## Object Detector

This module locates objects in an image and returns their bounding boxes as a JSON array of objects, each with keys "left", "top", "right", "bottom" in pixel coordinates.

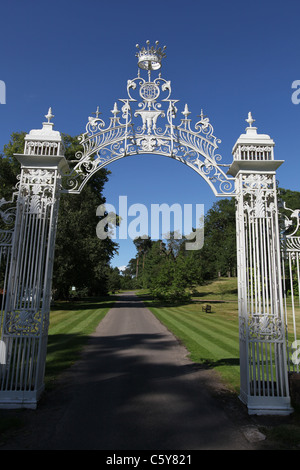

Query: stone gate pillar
[
  {"left": 0, "top": 109, "right": 68, "bottom": 408},
  {"left": 229, "top": 113, "right": 293, "bottom": 415}
]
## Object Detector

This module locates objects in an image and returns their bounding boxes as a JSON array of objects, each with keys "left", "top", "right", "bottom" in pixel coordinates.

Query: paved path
[{"left": 3, "top": 292, "right": 259, "bottom": 450}]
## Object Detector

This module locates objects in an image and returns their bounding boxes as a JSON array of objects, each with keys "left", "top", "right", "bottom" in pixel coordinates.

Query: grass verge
[
  {"left": 138, "top": 278, "right": 241, "bottom": 392},
  {"left": 0, "top": 296, "right": 114, "bottom": 441},
  {"left": 45, "top": 296, "right": 115, "bottom": 388}
]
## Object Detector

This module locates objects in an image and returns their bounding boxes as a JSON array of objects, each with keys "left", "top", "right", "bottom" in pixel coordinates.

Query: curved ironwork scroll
[{"left": 62, "top": 58, "right": 235, "bottom": 196}]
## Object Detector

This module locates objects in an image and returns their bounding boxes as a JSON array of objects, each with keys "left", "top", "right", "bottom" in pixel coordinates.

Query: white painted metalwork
[
  {"left": 229, "top": 116, "right": 292, "bottom": 414},
  {"left": 0, "top": 197, "right": 17, "bottom": 334},
  {"left": 280, "top": 202, "right": 300, "bottom": 373},
  {"left": 0, "top": 111, "right": 68, "bottom": 408},
  {"left": 0, "top": 43, "right": 294, "bottom": 414},
  {"left": 62, "top": 41, "right": 235, "bottom": 197}
]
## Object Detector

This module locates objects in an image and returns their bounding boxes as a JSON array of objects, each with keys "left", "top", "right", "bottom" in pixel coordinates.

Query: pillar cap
[
  {"left": 14, "top": 154, "right": 69, "bottom": 174},
  {"left": 227, "top": 159, "right": 284, "bottom": 177},
  {"left": 232, "top": 112, "right": 275, "bottom": 155},
  {"left": 25, "top": 108, "right": 62, "bottom": 144}
]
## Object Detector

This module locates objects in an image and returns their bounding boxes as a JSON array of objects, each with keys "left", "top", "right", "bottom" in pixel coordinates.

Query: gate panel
[
  {"left": 280, "top": 204, "right": 300, "bottom": 373},
  {"left": 0, "top": 199, "right": 16, "bottom": 372}
]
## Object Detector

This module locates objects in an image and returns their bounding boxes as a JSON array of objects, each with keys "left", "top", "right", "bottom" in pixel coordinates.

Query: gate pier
[
  {"left": 228, "top": 114, "right": 293, "bottom": 415},
  {"left": 0, "top": 110, "right": 68, "bottom": 408}
]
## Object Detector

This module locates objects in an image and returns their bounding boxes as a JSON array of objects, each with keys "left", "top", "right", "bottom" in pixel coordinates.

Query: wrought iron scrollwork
[{"left": 61, "top": 44, "right": 235, "bottom": 196}]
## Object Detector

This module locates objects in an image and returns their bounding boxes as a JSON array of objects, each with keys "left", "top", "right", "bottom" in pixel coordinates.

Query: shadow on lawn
[
  {"left": 45, "top": 333, "right": 94, "bottom": 387},
  {"left": 198, "top": 358, "right": 240, "bottom": 369},
  {"left": 136, "top": 292, "right": 193, "bottom": 309},
  {"left": 50, "top": 296, "right": 117, "bottom": 312}
]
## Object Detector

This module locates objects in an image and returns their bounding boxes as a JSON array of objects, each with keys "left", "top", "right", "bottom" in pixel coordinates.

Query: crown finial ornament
[{"left": 136, "top": 40, "right": 166, "bottom": 71}]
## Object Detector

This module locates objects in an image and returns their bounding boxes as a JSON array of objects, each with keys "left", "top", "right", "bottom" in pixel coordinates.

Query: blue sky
[{"left": 1, "top": 0, "right": 300, "bottom": 269}]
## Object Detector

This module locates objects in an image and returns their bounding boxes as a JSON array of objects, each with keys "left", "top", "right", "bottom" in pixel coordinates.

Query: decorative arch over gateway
[
  {"left": 59, "top": 41, "right": 235, "bottom": 196},
  {"left": 0, "top": 42, "right": 294, "bottom": 416}
]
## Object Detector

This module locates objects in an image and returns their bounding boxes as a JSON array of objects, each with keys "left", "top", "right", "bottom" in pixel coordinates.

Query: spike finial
[{"left": 45, "top": 107, "right": 54, "bottom": 123}]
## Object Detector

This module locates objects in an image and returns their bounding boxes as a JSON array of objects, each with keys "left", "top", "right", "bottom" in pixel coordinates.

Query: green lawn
[
  {"left": 140, "top": 277, "right": 241, "bottom": 392},
  {"left": 45, "top": 280, "right": 241, "bottom": 392},
  {"left": 0, "top": 297, "right": 115, "bottom": 441},
  {"left": 45, "top": 279, "right": 241, "bottom": 392},
  {"left": 141, "top": 277, "right": 300, "bottom": 395},
  {"left": 45, "top": 297, "right": 114, "bottom": 387},
  {"left": 46, "top": 279, "right": 300, "bottom": 394}
]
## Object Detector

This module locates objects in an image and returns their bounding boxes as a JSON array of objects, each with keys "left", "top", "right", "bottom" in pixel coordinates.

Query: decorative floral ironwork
[
  {"left": 249, "top": 314, "right": 283, "bottom": 342},
  {"left": 0, "top": 198, "right": 17, "bottom": 228},
  {"left": 17, "top": 168, "right": 58, "bottom": 215},
  {"left": 62, "top": 43, "right": 235, "bottom": 196},
  {"left": 4, "top": 309, "right": 42, "bottom": 336},
  {"left": 242, "top": 173, "right": 276, "bottom": 219},
  {"left": 279, "top": 201, "right": 300, "bottom": 238}
]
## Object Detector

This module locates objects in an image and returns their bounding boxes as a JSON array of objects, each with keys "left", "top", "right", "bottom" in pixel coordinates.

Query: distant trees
[
  {"left": 278, "top": 187, "right": 300, "bottom": 210},
  {"left": 106, "top": 266, "right": 122, "bottom": 293},
  {"left": 124, "top": 199, "right": 236, "bottom": 302},
  {"left": 123, "top": 189, "right": 300, "bottom": 302}
]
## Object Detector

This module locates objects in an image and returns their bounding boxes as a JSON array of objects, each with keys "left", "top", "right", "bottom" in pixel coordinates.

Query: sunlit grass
[
  {"left": 45, "top": 297, "right": 114, "bottom": 387},
  {"left": 140, "top": 278, "right": 241, "bottom": 392},
  {"left": 142, "top": 278, "right": 300, "bottom": 394}
]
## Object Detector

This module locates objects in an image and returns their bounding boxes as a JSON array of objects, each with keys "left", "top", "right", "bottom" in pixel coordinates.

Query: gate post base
[
  {"left": 0, "top": 386, "right": 44, "bottom": 409},
  {"left": 239, "top": 391, "right": 294, "bottom": 416}
]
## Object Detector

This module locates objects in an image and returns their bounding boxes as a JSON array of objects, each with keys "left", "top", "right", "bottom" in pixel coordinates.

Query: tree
[
  {"left": 52, "top": 134, "right": 118, "bottom": 298},
  {"left": 133, "top": 236, "right": 153, "bottom": 280},
  {"left": 279, "top": 187, "right": 300, "bottom": 210},
  {"left": 148, "top": 235, "right": 203, "bottom": 302},
  {"left": 200, "top": 198, "right": 236, "bottom": 279},
  {"left": 132, "top": 235, "right": 197, "bottom": 302},
  {"left": 138, "top": 239, "right": 167, "bottom": 290},
  {"left": 119, "top": 266, "right": 137, "bottom": 290},
  {"left": 0, "top": 132, "right": 24, "bottom": 199},
  {"left": 106, "top": 267, "right": 121, "bottom": 293}
]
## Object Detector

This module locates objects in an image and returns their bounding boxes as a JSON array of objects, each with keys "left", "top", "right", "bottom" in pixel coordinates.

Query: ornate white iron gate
[
  {"left": 280, "top": 203, "right": 300, "bottom": 373},
  {"left": 0, "top": 42, "right": 295, "bottom": 414}
]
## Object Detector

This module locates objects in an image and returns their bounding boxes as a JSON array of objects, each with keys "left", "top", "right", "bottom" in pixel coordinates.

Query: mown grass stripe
[
  {"left": 161, "top": 303, "right": 239, "bottom": 322},
  {"left": 164, "top": 305, "right": 240, "bottom": 332},
  {"left": 49, "top": 310, "right": 87, "bottom": 333},
  {"left": 139, "top": 279, "right": 243, "bottom": 392},
  {"left": 154, "top": 308, "right": 239, "bottom": 355},
  {"left": 49, "top": 307, "right": 103, "bottom": 335},
  {"left": 155, "top": 315, "right": 218, "bottom": 360},
  {"left": 162, "top": 307, "right": 240, "bottom": 339},
  {"left": 67, "top": 308, "right": 107, "bottom": 334},
  {"left": 45, "top": 302, "right": 111, "bottom": 387},
  {"left": 152, "top": 308, "right": 238, "bottom": 360}
]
